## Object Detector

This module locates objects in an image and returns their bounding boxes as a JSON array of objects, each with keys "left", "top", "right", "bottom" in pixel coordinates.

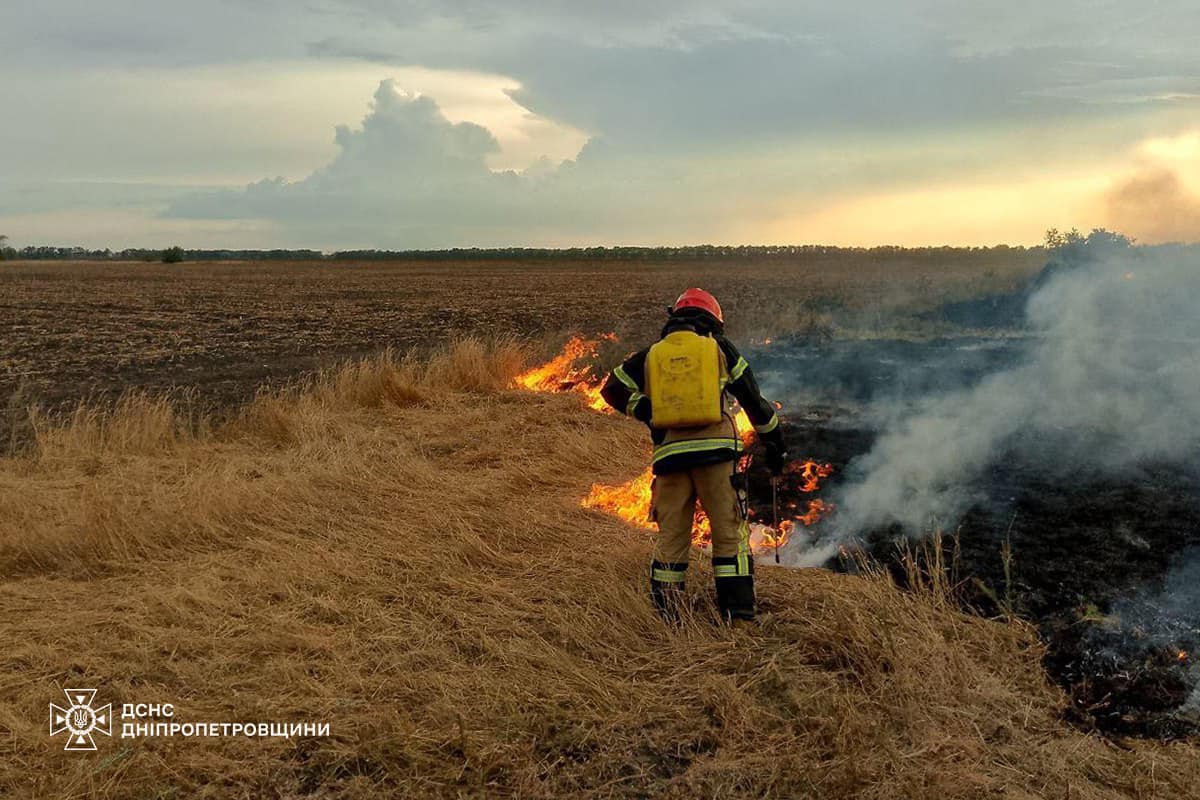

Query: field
[
  {"left": 2, "top": 252, "right": 1041, "bottom": 415},
  {"left": 3, "top": 342, "right": 1199, "bottom": 798},
  {"left": 9, "top": 252, "right": 1199, "bottom": 797}
]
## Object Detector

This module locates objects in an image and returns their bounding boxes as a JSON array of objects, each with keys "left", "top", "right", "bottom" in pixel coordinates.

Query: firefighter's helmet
[{"left": 671, "top": 288, "right": 723, "bottom": 324}]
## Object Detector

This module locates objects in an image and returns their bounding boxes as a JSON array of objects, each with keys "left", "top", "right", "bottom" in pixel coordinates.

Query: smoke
[
  {"left": 1089, "top": 547, "right": 1200, "bottom": 720},
  {"left": 831, "top": 242, "right": 1200, "bottom": 536},
  {"left": 1105, "top": 167, "right": 1200, "bottom": 245},
  {"left": 1104, "top": 548, "right": 1200, "bottom": 649}
]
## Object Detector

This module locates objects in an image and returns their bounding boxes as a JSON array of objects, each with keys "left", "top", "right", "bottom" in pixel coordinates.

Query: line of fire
[{"left": 516, "top": 335, "right": 835, "bottom": 554}]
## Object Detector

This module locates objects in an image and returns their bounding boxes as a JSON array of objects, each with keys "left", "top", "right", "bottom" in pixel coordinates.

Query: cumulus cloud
[
  {"left": 164, "top": 80, "right": 757, "bottom": 247},
  {"left": 166, "top": 81, "right": 511, "bottom": 244}
]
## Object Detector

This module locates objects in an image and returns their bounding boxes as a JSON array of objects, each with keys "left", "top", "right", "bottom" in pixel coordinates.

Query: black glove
[
  {"left": 631, "top": 396, "right": 653, "bottom": 425},
  {"left": 765, "top": 441, "right": 788, "bottom": 476}
]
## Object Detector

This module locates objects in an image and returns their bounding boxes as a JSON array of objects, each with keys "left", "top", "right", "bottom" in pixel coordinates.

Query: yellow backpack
[{"left": 646, "top": 330, "right": 724, "bottom": 429}]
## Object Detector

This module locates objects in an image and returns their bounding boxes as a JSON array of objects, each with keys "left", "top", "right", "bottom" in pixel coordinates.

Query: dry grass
[{"left": 0, "top": 341, "right": 1196, "bottom": 798}]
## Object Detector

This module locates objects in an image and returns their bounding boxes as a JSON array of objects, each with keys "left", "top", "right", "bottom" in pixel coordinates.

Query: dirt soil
[{"left": 2, "top": 254, "right": 1041, "bottom": 413}]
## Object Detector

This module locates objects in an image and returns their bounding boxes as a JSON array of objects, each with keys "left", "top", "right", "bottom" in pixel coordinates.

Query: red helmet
[{"left": 672, "top": 288, "right": 723, "bottom": 323}]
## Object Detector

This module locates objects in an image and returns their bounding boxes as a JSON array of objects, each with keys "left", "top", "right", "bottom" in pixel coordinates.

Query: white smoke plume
[{"left": 831, "top": 243, "right": 1200, "bottom": 537}]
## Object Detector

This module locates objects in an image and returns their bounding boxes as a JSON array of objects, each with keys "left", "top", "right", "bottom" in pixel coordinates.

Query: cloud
[
  {"left": 308, "top": 2, "right": 1200, "bottom": 152},
  {"left": 165, "top": 81, "right": 510, "bottom": 244},
  {"left": 9, "top": 1, "right": 1200, "bottom": 246},
  {"left": 11, "top": 3, "right": 1200, "bottom": 154},
  {"left": 0, "top": 60, "right": 584, "bottom": 185},
  {"left": 165, "top": 79, "right": 799, "bottom": 247},
  {"left": 321, "top": 80, "right": 501, "bottom": 176}
]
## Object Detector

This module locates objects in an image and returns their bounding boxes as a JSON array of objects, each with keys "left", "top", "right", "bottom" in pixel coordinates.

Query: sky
[{"left": 3, "top": 1, "right": 1200, "bottom": 249}]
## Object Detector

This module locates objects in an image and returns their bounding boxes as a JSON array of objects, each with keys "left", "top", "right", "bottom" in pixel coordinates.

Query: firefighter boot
[
  {"left": 650, "top": 561, "right": 688, "bottom": 620},
  {"left": 713, "top": 557, "right": 756, "bottom": 622}
]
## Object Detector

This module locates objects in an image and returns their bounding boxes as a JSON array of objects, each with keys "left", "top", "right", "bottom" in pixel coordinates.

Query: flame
[
  {"left": 526, "top": 335, "right": 836, "bottom": 559},
  {"left": 581, "top": 384, "right": 608, "bottom": 412},
  {"left": 693, "top": 511, "right": 712, "bottom": 545},
  {"left": 796, "top": 498, "right": 833, "bottom": 526},
  {"left": 1178, "top": 650, "right": 1189, "bottom": 663},
  {"left": 789, "top": 459, "right": 834, "bottom": 493},
  {"left": 754, "top": 460, "right": 836, "bottom": 550},
  {"left": 584, "top": 467, "right": 713, "bottom": 545},
  {"left": 584, "top": 461, "right": 835, "bottom": 554},
  {"left": 733, "top": 407, "right": 756, "bottom": 447},
  {"left": 516, "top": 336, "right": 594, "bottom": 391},
  {"left": 757, "top": 524, "right": 787, "bottom": 551},
  {"left": 584, "top": 468, "right": 655, "bottom": 530},
  {"left": 516, "top": 334, "right": 616, "bottom": 411}
]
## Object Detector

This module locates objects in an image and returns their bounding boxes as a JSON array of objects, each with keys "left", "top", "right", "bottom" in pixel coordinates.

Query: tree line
[
  {"left": 0, "top": 241, "right": 1042, "bottom": 264},
  {"left": 0, "top": 243, "right": 325, "bottom": 262}
]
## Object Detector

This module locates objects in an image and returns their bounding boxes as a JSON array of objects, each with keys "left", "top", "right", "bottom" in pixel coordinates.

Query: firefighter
[{"left": 600, "top": 288, "right": 788, "bottom": 622}]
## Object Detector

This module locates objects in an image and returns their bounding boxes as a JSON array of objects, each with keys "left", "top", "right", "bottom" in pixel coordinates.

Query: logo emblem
[{"left": 49, "top": 688, "right": 112, "bottom": 751}]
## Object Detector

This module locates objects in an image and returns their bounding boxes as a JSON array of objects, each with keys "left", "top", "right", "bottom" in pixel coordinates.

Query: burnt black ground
[
  {"left": 741, "top": 296, "right": 1200, "bottom": 739},
  {"left": 752, "top": 409, "right": 1200, "bottom": 740}
]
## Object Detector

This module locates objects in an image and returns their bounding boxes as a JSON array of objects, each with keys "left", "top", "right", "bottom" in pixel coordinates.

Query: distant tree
[
  {"left": 0, "top": 235, "right": 12, "bottom": 261},
  {"left": 161, "top": 245, "right": 186, "bottom": 264},
  {"left": 1044, "top": 227, "right": 1085, "bottom": 249},
  {"left": 1083, "top": 228, "right": 1133, "bottom": 248}
]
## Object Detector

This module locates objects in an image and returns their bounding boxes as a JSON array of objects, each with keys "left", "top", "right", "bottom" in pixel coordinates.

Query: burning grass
[
  {"left": 515, "top": 334, "right": 615, "bottom": 412},
  {"left": 525, "top": 337, "right": 836, "bottom": 551},
  {"left": 0, "top": 341, "right": 1197, "bottom": 797}
]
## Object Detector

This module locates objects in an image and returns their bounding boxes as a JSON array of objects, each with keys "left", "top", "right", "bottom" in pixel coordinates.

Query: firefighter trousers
[{"left": 648, "top": 459, "right": 755, "bottom": 621}]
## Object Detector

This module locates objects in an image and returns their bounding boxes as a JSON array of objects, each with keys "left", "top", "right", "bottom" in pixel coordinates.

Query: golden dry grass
[{"left": 0, "top": 341, "right": 1196, "bottom": 798}]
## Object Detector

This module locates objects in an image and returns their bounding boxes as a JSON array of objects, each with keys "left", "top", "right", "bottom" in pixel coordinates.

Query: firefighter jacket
[{"left": 600, "top": 317, "right": 784, "bottom": 475}]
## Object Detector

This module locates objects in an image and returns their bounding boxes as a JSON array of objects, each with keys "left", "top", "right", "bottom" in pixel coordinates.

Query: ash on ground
[{"left": 747, "top": 330, "right": 1200, "bottom": 739}]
